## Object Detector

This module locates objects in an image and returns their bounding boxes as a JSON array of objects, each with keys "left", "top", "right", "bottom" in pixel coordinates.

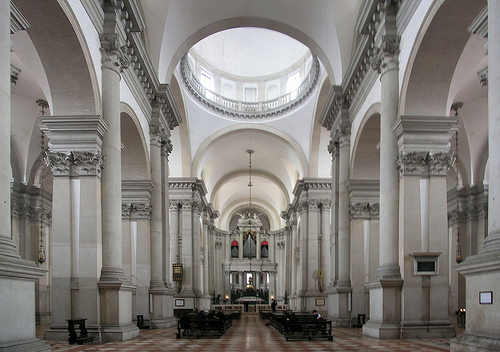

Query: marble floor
[{"left": 38, "top": 314, "right": 457, "bottom": 351}]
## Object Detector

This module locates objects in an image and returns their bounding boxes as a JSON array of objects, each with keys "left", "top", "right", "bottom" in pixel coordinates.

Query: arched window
[
  {"left": 261, "top": 240, "right": 269, "bottom": 258},
  {"left": 231, "top": 240, "right": 239, "bottom": 258}
]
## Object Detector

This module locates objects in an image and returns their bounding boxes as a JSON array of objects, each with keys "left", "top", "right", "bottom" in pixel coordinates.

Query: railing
[{"left": 180, "top": 54, "right": 320, "bottom": 119}]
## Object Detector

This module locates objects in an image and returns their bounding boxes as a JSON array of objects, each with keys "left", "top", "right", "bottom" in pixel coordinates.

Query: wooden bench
[
  {"left": 67, "top": 318, "right": 94, "bottom": 345},
  {"left": 176, "top": 317, "right": 229, "bottom": 339},
  {"left": 283, "top": 318, "right": 333, "bottom": 341}
]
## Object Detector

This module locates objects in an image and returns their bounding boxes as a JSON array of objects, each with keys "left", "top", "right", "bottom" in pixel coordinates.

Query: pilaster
[
  {"left": 42, "top": 115, "right": 107, "bottom": 341},
  {"left": 393, "top": 115, "right": 457, "bottom": 338}
]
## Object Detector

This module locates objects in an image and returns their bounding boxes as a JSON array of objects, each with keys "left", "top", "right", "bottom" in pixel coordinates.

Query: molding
[
  {"left": 347, "top": 179, "right": 380, "bottom": 204},
  {"left": 10, "top": 2, "right": 30, "bottom": 34},
  {"left": 397, "top": 0, "right": 422, "bottom": 35},
  {"left": 468, "top": 5, "right": 488, "bottom": 37},
  {"left": 121, "top": 180, "right": 153, "bottom": 203},
  {"left": 80, "top": 0, "right": 104, "bottom": 33}
]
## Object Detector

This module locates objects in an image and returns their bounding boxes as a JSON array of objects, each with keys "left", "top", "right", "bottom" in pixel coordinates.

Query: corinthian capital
[
  {"left": 100, "top": 34, "right": 130, "bottom": 73},
  {"left": 45, "top": 151, "right": 72, "bottom": 176},
  {"left": 371, "top": 36, "right": 400, "bottom": 74},
  {"left": 72, "top": 151, "right": 105, "bottom": 177},
  {"left": 162, "top": 138, "right": 173, "bottom": 159}
]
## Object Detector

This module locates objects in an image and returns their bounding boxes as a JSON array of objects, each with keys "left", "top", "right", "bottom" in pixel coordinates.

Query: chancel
[{"left": 1, "top": 0, "right": 500, "bottom": 351}]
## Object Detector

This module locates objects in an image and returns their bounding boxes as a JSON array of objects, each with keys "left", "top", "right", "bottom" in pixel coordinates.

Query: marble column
[
  {"left": 169, "top": 201, "right": 179, "bottom": 265},
  {"left": 452, "top": 2, "right": 500, "bottom": 350},
  {"left": 330, "top": 125, "right": 352, "bottom": 326},
  {"left": 364, "top": 3, "right": 403, "bottom": 339},
  {"left": 161, "top": 138, "right": 174, "bottom": 292},
  {"left": 307, "top": 200, "right": 320, "bottom": 301},
  {"left": 297, "top": 199, "right": 308, "bottom": 311},
  {"left": 0, "top": 2, "right": 49, "bottom": 349},
  {"left": 98, "top": 9, "right": 138, "bottom": 340},
  {"left": 148, "top": 123, "right": 173, "bottom": 328},
  {"left": 290, "top": 218, "right": 298, "bottom": 309},
  {"left": 320, "top": 201, "right": 331, "bottom": 293},
  {"left": 180, "top": 199, "right": 195, "bottom": 301},
  {"left": 192, "top": 200, "right": 202, "bottom": 298}
]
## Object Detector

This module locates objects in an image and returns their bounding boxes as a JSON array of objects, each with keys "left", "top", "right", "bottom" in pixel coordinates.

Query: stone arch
[
  {"left": 400, "top": 0, "right": 486, "bottom": 116},
  {"left": 164, "top": 16, "right": 338, "bottom": 86},
  {"left": 14, "top": 0, "right": 100, "bottom": 115},
  {"left": 350, "top": 103, "right": 381, "bottom": 179},
  {"left": 120, "top": 103, "right": 150, "bottom": 180},
  {"left": 192, "top": 124, "right": 308, "bottom": 179}
]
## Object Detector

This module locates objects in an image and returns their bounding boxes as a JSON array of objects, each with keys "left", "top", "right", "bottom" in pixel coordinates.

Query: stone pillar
[
  {"left": 320, "top": 201, "right": 331, "bottom": 293},
  {"left": 297, "top": 199, "right": 308, "bottom": 311},
  {"left": 327, "top": 138, "right": 339, "bottom": 318},
  {"left": 0, "top": 3, "right": 49, "bottom": 349},
  {"left": 97, "top": 3, "right": 138, "bottom": 340},
  {"left": 192, "top": 200, "right": 202, "bottom": 299},
  {"left": 329, "top": 122, "right": 352, "bottom": 326},
  {"left": 290, "top": 218, "right": 298, "bottom": 309},
  {"left": 452, "top": 2, "right": 500, "bottom": 350},
  {"left": 148, "top": 122, "right": 173, "bottom": 328},
  {"left": 43, "top": 116, "right": 107, "bottom": 341},
  {"left": 239, "top": 271, "right": 244, "bottom": 290},
  {"left": 393, "top": 115, "right": 457, "bottom": 338},
  {"left": 180, "top": 200, "right": 194, "bottom": 297},
  {"left": 200, "top": 216, "right": 211, "bottom": 310},
  {"left": 307, "top": 201, "right": 320, "bottom": 298},
  {"left": 161, "top": 137, "right": 174, "bottom": 293},
  {"left": 364, "top": 3, "right": 403, "bottom": 339},
  {"left": 169, "top": 201, "right": 180, "bottom": 260}
]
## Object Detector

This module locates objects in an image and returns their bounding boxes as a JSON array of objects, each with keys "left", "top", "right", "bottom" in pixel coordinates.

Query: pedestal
[
  {"left": 0, "top": 257, "right": 51, "bottom": 352},
  {"left": 98, "top": 280, "right": 139, "bottom": 341},
  {"left": 363, "top": 279, "right": 403, "bottom": 339}
]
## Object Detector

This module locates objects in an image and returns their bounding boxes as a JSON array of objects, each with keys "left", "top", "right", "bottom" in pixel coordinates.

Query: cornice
[
  {"left": 10, "top": 2, "right": 30, "bottom": 34},
  {"left": 468, "top": 5, "right": 488, "bottom": 38},
  {"left": 121, "top": 180, "right": 153, "bottom": 203}
]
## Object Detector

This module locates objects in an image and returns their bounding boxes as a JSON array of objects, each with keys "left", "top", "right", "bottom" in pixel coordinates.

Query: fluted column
[{"left": 0, "top": 5, "right": 48, "bottom": 349}]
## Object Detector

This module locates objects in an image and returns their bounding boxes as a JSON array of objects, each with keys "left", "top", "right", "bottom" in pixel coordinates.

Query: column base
[
  {"left": 400, "top": 321, "right": 456, "bottom": 339},
  {"left": 363, "top": 278, "right": 403, "bottom": 339},
  {"left": 451, "top": 332, "right": 500, "bottom": 352},
  {"left": 101, "top": 323, "right": 139, "bottom": 342},
  {"left": 363, "top": 321, "right": 401, "bottom": 339},
  {"left": 0, "top": 338, "right": 51, "bottom": 352},
  {"left": 150, "top": 288, "right": 176, "bottom": 329},
  {"left": 98, "top": 280, "right": 139, "bottom": 341},
  {"left": 327, "top": 285, "right": 352, "bottom": 327}
]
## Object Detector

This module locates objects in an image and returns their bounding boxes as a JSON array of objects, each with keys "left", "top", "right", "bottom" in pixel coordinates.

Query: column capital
[
  {"left": 122, "top": 202, "right": 152, "bottom": 220},
  {"left": 100, "top": 34, "right": 130, "bottom": 73},
  {"left": 371, "top": 35, "right": 400, "bottom": 74},
  {"left": 396, "top": 151, "right": 455, "bottom": 177},
  {"left": 349, "top": 202, "right": 379, "bottom": 220},
  {"left": 45, "top": 151, "right": 104, "bottom": 177}
]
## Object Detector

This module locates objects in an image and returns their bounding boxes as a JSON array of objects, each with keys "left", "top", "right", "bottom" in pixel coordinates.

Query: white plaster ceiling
[
  {"left": 191, "top": 28, "right": 310, "bottom": 77},
  {"left": 138, "top": 0, "right": 365, "bottom": 229}
]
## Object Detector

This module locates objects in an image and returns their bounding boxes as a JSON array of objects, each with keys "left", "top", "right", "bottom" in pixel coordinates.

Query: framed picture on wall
[
  {"left": 316, "top": 298, "right": 325, "bottom": 306},
  {"left": 175, "top": 299, "right": 185, "bottom": 307}
]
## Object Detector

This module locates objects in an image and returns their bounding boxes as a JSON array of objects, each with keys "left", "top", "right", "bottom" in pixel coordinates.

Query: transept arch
[{"left": 120, "top": 104, "right": 150, "bottom": 180}]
